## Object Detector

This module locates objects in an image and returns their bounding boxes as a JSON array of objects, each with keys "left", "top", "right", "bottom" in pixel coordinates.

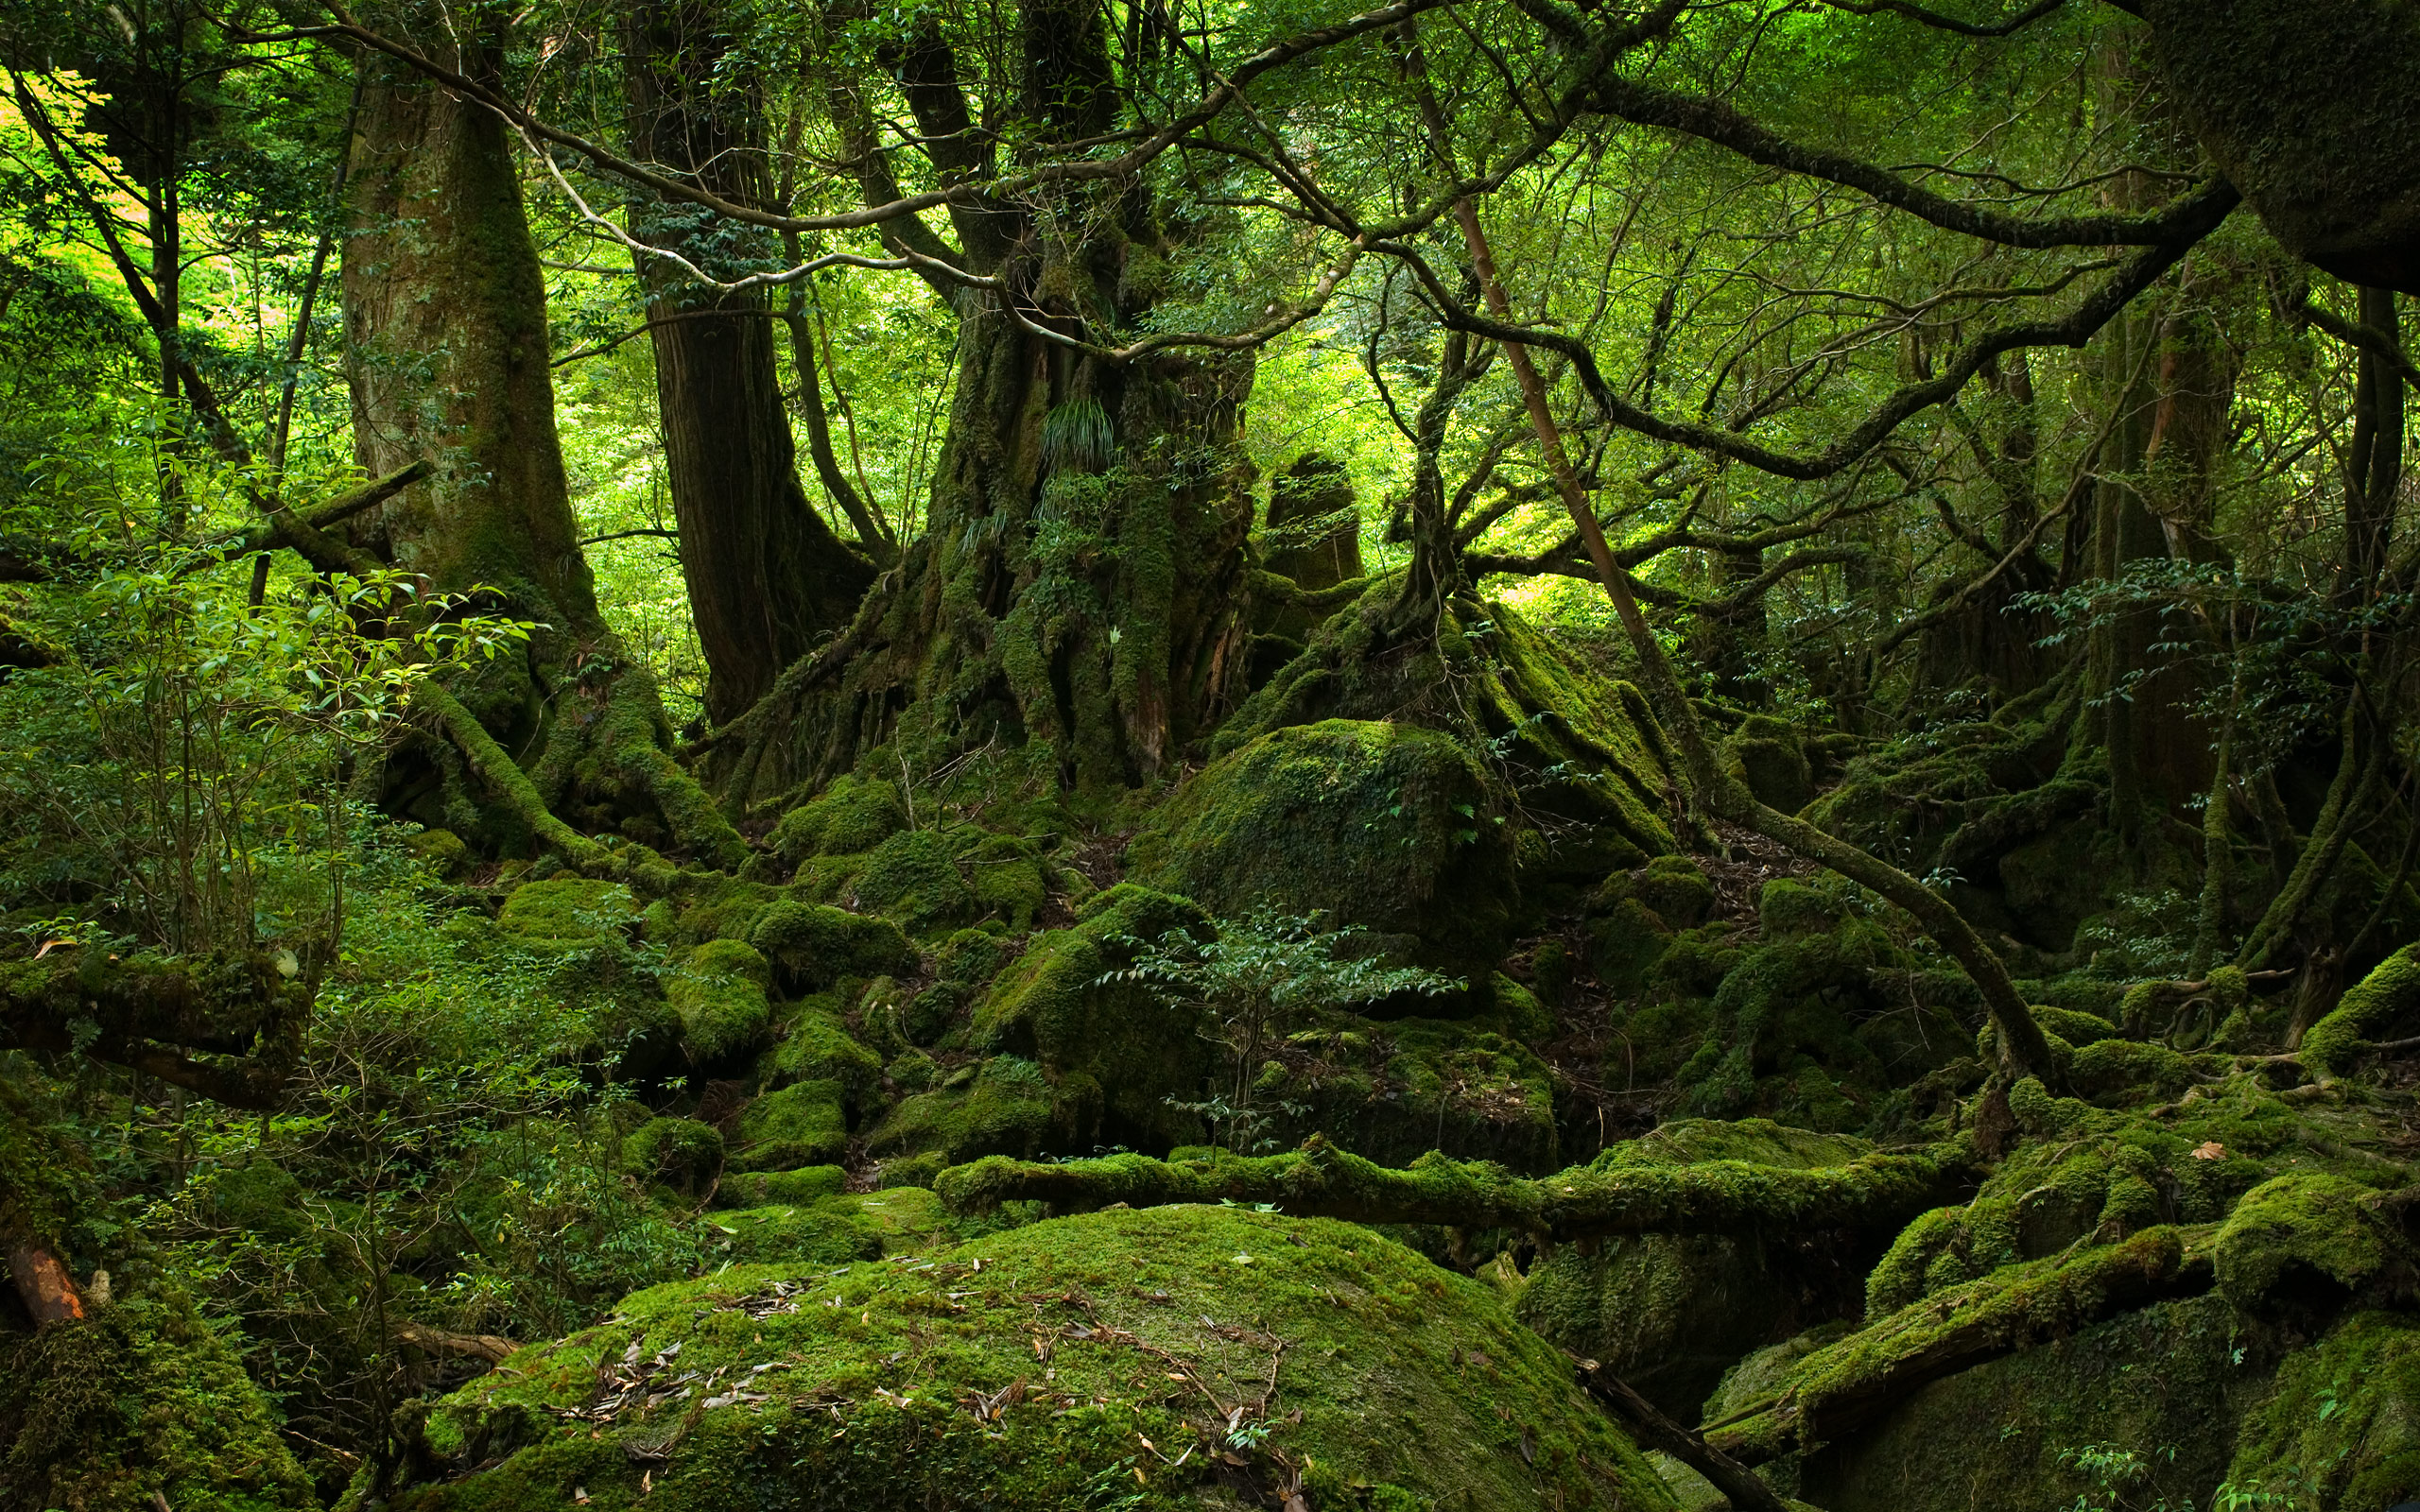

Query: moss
[
  {"left": 390, "top": 1207, "right": 1678, "bottom": 1512},
  {"left": 962, "top": 833, "right": 1049, "bottom": 930},
  {"left": 1798, "top": 1294, "right": 2270, "bottom": 1512},
  {"left": 2210, "top": 1171, "right": 2405, "bottom": 1314},
  {"left": 716, "top": 1165, "right": 847, "bottom": 1209},
  {"left": 866, "top": 1056, "right": 1058, "bottom": 1166},
  {"left": 2229, "top": 1310, "right": 2420, "bottom": 1508},
  {"left": 2302, "top": 942, "right": 2420, "bottom": 1078},
  {"left": 1727, "top": 719, "right": 1815, "bottom": 816},
  {"left": 1250, "top": 1012, "right": 1564, "bottom": 1172},
  {"left": 0, "top": 1287, "right": 317, "bottom": 1512},
  {"left": 497, "top": 878, "right": 640, "bottom": 946},
  {"left": 764, "top": 1003, "right": 883, "bottom": 1108},
  {"left": 1587, "top": 898, "right": 1675, "bottom": 996},
  {"left": 405, "top": 825, "right": 472, "bottom": 877},
  {"left": 851, "top": 829, "right": 977, "bottom": 933},
  {"left": 937, "top": 1130, "right": 1967, "bottom": 1245},
  {"left": 621, "top": 1118, "right": 725, "bottom": 1199},
  {"left": 729, "top": 1081, "right": 849, "bottom": 1173},
  {"left": 970, "top": 885, "right": 1214, "bottom": 1149},
  {"left": 1516, "top": 1121, "right": 1875, "bottom": 1418},
  {"left": 1756, "top": 879, "right": 1848, "bottom": 939},
  {"left": 2066, "top": 1039, "right": 2194, "bottom": 1106},
  {"left": 1599, "top": 854, "right": 1717, "bottom": 931},
  {"left": 1125, "top": 718, "right": 1517, "bottom": 981},
  {"left": 666, "top": 939, "right": 773, "bottom": 1068},
  {"left": 766, "top": 773, "right": 908, "bottom": 868},
  {"left": 749, "top": 901, "right": 917, "bottom": 994},
  {"left": 703, "top": 1202, "right": 885, "bottom": 1266}
]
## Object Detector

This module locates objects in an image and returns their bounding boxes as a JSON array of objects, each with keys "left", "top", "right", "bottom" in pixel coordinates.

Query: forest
[{"left": 3, "top": 0, "right": 2419, "bottom": 1508}]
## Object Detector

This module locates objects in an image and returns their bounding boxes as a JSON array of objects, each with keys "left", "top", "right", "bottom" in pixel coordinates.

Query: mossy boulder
[
  {"left": 2230, "top": 1309, "right": 2420, "bottom": 1507},
  {"left": 2211, "top": 1171, "right": 2411, "bottom": 1314},
  {"left": 749, "top": 901, "right": 916, "bottom": 995},
  {"left": 1516, "top": 1120, "right": 1875, "bottom": 1418},
  {"left": 728, "top": 1081, "right": 849, "bottom": 1173},
  {"left": 620, "top": 1117, "right": 725, "bottom": 1199},
  {"left": 497, "top": 878, "right": 640, "bottom": 947},
  {"left": 851, "top": 829, "right": 978, "bottom": 933},
  {"left": 404, "top": 825, "right": 471, "bottom": 878},
  {"left": 717, "top": 1164, "right": 847, "bottom": 1209},
  {"left": 762, "top": 1002, "right": 883, "bottom": 1108},
  {"left": 0, "top": 1287, "right": 318, "bottom": 1512},
  {"left": 962, "top": 832, "right": 1049, "bottom": 930},
  {"left": 971, "top": 885, "right": 1215, "bottom": 1150},
  {"left": 1726, "top": 716, "right": 1814, "bottom": 816},
  {"left": 1125, "top": 718, "right": 1517, "bottom": 982},
  {"left": 1252, "top": 1012, "right": 1563, "bottom": 1172},
  {"left": 666, "top": 939, "right": 773, "bottom": 1068},
  {"left": 703, "top": 1202, "right": 884, "bottom": 1266},
  {"left": 1792, "top": 1294, "right": 2272, "bottom": 1512},
  {"left": 391, "top": 1207, "right": 1677, "bottom": 1512},
  {"left": 864, "top": 1056, "right": 1057, "bottom": 1166},
  {"left": 766, "top": 772, "right": 907, "bottom": 868}
]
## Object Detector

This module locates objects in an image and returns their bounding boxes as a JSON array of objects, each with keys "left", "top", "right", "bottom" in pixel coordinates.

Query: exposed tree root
[
  {"left": 1578, "top": 1363, "right": 1792, "bottom": 1512},
  {"left": 934, "top": 1134, "right": 1975, "bottom": 1243}
]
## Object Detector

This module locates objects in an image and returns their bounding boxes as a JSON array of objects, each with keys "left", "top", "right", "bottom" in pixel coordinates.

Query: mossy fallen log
[
  {"left": 1704, "top": 1226, "right": 2213, "bottom": 1464},
  {"left": 934, "top": 1133, "right": 1976, "bottom": 1244}
]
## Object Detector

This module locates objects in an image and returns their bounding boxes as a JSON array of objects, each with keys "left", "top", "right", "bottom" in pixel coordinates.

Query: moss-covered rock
[
  {"left": 2210, "top": 1171, "right": 2411, "bottom": 1314},
  {"left": 716, "top": 1164, "right": 847, "bottom": 1209},
  {"left": 497, "top": 878, "right": 640, "bottom": 947},
  {"left": 971, "top": 885, "right": 1214, "bottom": 1150},
  {"left": 620, "top": 1117, "right": 725, "bottom": 1199},
  {"left": 961, "top": 832, "right": 1049, "bottom": 930},
  {"left": 1125, "top": 718, "right": 1517, "bottom": 982},
  {"left": 1250, "top": 1012, "right": 1563, "bottom": 1172},
  {"left": 1516, "top": 1120, "right": 1876, "bottom": 1418},
  {"left": 1726, "top": 716, "right": 1814, "bottom": 816},
  {"left": 865, "top": 1056, "right": 1057, "bottom": 1166},
  {"left": 728, "top": 1081, "right": 849, "bottom": 1174},
  {"left": 0, "top": 1287, "right": 317, "bottom": 1512},
  {"left": 765, "top": 772, "right": 908, "bottom": 868},
  {"left": 851, "top": 829, "right": 977, "bottom": 933},
  {"left": 2229, "top": 1309, "right": 2420, "bottom": 1508},
  {"left": 762, "top": 1002, "right": 883, "bottom": 1108},
  {"left": 666, "top": 939, "right": 773, "bottom": 1068},
  {"left": 703, "top": 1202, "right": 884, "bottom": 1266},
  {"left": 391, "top": 1207, "right": 1677, "bottom": 1512},
  {"left": 749, "top": 901, "right": 916, "bottom": 995},
  {"left": 404, "top": 825, "right": 471, "bottom": 878}
]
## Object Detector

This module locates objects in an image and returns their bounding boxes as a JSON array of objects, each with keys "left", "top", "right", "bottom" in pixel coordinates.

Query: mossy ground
[{"left": 392, "top": 1207, "right": 1677, "bottom": 1512}]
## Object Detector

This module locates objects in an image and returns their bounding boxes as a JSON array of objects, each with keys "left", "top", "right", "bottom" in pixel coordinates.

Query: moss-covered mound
[
  {"left": 392, "top": 1207, "right": 1676, "bottom": 1512},
  {"left": 0, "top": 1289, "right": 317, "bottom": 1512},
  {"left": 1125, "top": 719, "right": 1517, "bottom": 982}
]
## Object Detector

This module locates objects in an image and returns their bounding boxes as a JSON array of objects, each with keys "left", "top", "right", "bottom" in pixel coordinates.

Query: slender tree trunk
[{"left": 621, "top": 2, "right": 875, "bottom": 726}]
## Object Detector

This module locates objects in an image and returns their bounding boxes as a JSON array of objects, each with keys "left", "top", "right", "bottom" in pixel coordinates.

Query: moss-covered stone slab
[
  {"left": 1124, "top": 718, "right": 1518, "bottom": 982},
  {"left": 392, "top": 1207, "right": 1678, "bottom": 1512},
  {"left": 863, "top": 1056, "right": 1056, "bottom": 1166},
  {"left": 666, "top": 939, "right": 772, "bottom": 1068},
  {"left": 728, "top": 1081, "right": 849, "bottom": 1173},
  {"left": 2230, "top": 1309, "right": 2420, "bottom": 1508}
]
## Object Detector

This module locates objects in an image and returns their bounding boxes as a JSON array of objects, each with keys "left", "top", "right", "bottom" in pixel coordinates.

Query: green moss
[
  {"left": 497, "top": 878, "right": 640, "bottom": 945},
  {"left": 2302, "top": 943, "right": 2420, "bottom": 1078},
  {"left": 1727, "top": 719, "right": 1815, "bottom": 815},
  {"left": 2229, "top": 1311, "right": 2420, "bottom": 1508},
  {"left": 962, "top": 833, "right": 1049, "bottom": 930},
  {"left": 970, "top": 885, "right": 1213, "bottom": 1149},
  {"left": 1755, "top": 879, "right": 1848, "bottom": 939},
  {"left": 0, "top": 1287, "right": 317, "bottom": 1512},
  {"left": 2210, "top": 1171, "right": 2404, "bottom": 1313},
  {"left": 766, "top": 774, "right": 908, "bottom": 868},
  {"left": 1250, "top": 1011, "right": 1564, "bottom": 1171},
  {"left": 866, "top": 1056, "right": 1057, "bottom": 1165},
  {"left": 749, "top": 901, "right": 917, "bottom": 994},
  {"left": 2067, "top": 1039, "right": 2194, "bottom": 1106},
  {"left": 390, "top": 1207, "right": 1677, "bottom": 1512},
  {"left": 852, "top": 829, "right": 977, "bottom": 933},
  {"left": 702, "top": 1202, "right": 884, "bottom": 1266},
  {"left": 666, "top": 939, "right": 772, "bottom": 1068},
  {"left": 405, "top": 826, "right": 472, "bottom": 877},
  {"left": 729, "top": 1082, "right": 849, "bottom": 1174},
  {"left": 717, "top": 1165, "right": 847, "bottom": 1209},
  {"left": 1124, "top": 719, "right": 1516, "bottom": 981},
  {"left": 1517, "top": 1120, "right": 1875, "bottom": 1418},
  {"left": 764, "top": 1004, "right": 882, "bottom": 1108},
  {"left": 621, "top": 1118, "right": 725, "bottom": 1200}
]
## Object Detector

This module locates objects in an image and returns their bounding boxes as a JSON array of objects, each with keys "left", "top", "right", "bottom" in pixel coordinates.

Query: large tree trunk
[
  {"left": 343, "top": 8, "right": 742, "bottom": 867},
  {"left": 706, "top": 3, "right": 1256, "bottom": 806},
  {"left": 621, "top": 3, "right": 875, "bottom": 726}
]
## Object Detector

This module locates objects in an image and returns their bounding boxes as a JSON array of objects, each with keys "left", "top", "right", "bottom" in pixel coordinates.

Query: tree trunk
[
  {"left": 622, "top": 3, "right": 875, "bottom": 726},
  {"left": 707, "top": 4, "right": 1256, "bottom": 806},
  {"left": 343, "top": 7, "right": 743, "bottom": 866}
]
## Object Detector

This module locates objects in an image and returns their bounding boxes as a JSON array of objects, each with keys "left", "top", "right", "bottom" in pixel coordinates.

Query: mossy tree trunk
[
  {"left": 342, "top": 6, "right": 742, "bottom": 866},
  {"left": 708, "top": 2, "right": 1256, "bottom": 806},
  {"left": 621, "top": 2, "right": 876, "bottom": 727}
]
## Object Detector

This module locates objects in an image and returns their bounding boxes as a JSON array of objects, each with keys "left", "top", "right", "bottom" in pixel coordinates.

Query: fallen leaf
[{"left": 2192, "top": 1142, "right": 2227, "bottom": 1160}]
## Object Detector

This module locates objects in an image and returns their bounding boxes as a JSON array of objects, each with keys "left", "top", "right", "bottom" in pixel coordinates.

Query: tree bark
[{"left": 622, "top": 2, "right": 875, "bottom": 726}]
